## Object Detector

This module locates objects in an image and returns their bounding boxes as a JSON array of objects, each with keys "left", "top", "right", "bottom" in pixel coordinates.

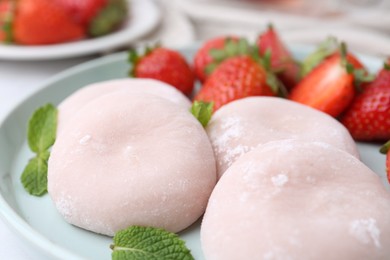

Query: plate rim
[
  {"left": 0, "top": 0, "right": 161, "bottom": 61},
  {"left": 0, "top": 43, "right": 385, "bottom": 259}
]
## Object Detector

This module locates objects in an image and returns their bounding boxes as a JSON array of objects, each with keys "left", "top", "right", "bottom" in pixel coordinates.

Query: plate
[
  {"left": 0, "top": 44, "right": 388, "bottom": 260},
  {"left": 0, "top": 0, "right": 161, "bottom": 61}
]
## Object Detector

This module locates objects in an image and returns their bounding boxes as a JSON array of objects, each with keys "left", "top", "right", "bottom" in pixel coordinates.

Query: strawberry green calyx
[
  {"left": 127, "top": 48, "right": 139, "bottom": 77},
  {"left": 258, "top": 49, "right": 288, "bottom": 97},
  {"left": 0, "top": 0, "right": 14, "bottom": 43},
  {"left": 384, "top": 62, "right": 390, "bottom": 71},
  {"left": 380, "top": 140, "right": 390, "bottom": 154},
  {"left": 128, "top": 44, "right": 159, "bottom": 77},
  {"left": 88, "top": 0, "right": 128, "bottom": 37},
  {"left": 205, "top": 38, "right": 252, "bottom": 75},
  {"left": 190, "top": 101, "right": 213, "bottom": 127},
  {"left": 301, "top": 36, "right": 338, "bottom": 77},
  {"left": 340, "top": 42, "right": 351, "bottom": 71},
  {"left": 339, "top": 42, "right": 374, "bottom": 91}
]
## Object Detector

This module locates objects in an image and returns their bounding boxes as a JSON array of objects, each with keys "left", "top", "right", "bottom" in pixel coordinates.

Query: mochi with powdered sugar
[
  {"left": 201, "top": 140, "right": 390, "bottom": 260},
  {"left": 206, "top": 97, "right": 359, "bottom": 179},
  {"left": 57, "top": 78, "right": 191, "bottom": 133},
  {"left": 48, "top": 91, "right": 216, "bottom": 236}
]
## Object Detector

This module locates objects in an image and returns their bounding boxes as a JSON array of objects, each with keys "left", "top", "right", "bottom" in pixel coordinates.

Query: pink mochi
[
  {"left": 57, "top": 78, "right": 191, "bottom": 133},
  {"left": 206, "top": 97, "right": 359, "bottom": 178},
  {"left": 48, "top": 91, "right": 216, "bottom": 236},
  {"left": 201, "top": 140, "right": 390, "bottom": 260}
]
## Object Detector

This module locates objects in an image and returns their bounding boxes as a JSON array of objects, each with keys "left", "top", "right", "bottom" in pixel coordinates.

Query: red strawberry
[
  {"left": 380, "top": 140, "right": 390, "bottom": 183},
  {"left": 13, "top": 0, "right": 84, "bottom": 45},
  {"left": 54, "top": 0, "right": 107, "bottom": 27},
  {"left": 194, "top": 55, "right": 275, "bottom": 111},
  {"left": 129, "top": 47, "right": 195, "bottom": 96},
  {"left": 55, "top": 0, "right": 128, "bottom": 37},
  {"left": 289, "top": 43, "right": 366, "bottom": 117},
  {"left": 257, "top": 24, "right": 300, "bottom": 89},
  {"left": 341, "top": 61, "right": 390, "bottom": 141},
  {"left": 194, "top": 36, "right": 239, "bottom": 82}
]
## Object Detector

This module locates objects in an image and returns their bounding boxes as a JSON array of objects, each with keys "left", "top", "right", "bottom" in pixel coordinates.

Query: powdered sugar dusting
[
  {"left": 349, "top": 218, "right": 381, "bottom": 248},
  {"left": 56, "top": 194, "right": 74, "bottom": 221},
  {"left": 271, "top": 174, "right": 289, "bottom": 187},
  {"left": 223, "top": 145, "right": 252, "bottom": 166},
  {"left": 211, "top": 117, "right": 254, "bottom": 167},
  {"left": 79, "top": 134, "right": 91, "bottom": 145},
  {"left": 263, "top": 247, "right": 292, "bottom": 260},
  {"left": 214, "top": 117, "right": 243, "bottom": 148}
]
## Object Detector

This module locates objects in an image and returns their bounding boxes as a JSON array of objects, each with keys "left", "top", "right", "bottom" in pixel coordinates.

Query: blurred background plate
[{"left": 0, "top": 0, "right": 161, "bottom": 61}]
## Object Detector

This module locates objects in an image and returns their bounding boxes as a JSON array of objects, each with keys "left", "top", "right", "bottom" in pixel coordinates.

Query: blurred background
[{"left": 155, "top": 0, "right": 390, "bottom": 56}]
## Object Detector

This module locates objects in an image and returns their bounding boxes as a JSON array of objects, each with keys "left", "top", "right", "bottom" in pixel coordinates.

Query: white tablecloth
[{"left": 1, "top": 0, "right": 389, "bottom": 259}]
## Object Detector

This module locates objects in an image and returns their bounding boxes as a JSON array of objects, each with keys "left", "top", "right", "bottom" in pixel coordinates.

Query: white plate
[
  {"left": 0, "top": 0, "right": 161, "bottom": 60},
  {"left": 0, "top": 44, "right": 388, "bottom": 260}
]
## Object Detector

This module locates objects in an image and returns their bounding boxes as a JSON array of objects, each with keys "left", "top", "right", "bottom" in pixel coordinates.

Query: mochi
[
  {"left": 58, "top": 78, "right": 191, "bottom": 133},
  {"left": 201, "top": 140, "right": 390, "bottom": 260},
  {"left": 48, "top": 91, "right": 216, "bottom": 236},
  {"left": 206, "top": 97, "right": 359, "bottom": 178}
]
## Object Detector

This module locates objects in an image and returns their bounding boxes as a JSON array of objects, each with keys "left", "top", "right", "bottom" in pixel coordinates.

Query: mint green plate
[{"left": 0, "top": 45, "right": 388, "bottom": 260}]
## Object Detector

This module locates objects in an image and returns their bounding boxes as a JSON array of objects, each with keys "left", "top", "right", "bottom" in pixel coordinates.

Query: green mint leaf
[
  {"left": 301, "top": 36, "right": 338, "bottom": 77},
  {"left": 111, "top": 226, "right": 194, "bottom": 260},
  {"left": 27, "top": 103, "right": 57, "bottom": 154},
  {"left": 190, "top": 101, "right": 213, "bottom": 127},
  {"left": 22, "top": 103, "right": 57, "bottom": 196},
  {"left": 21, "top": 157, "right": 48, "bottom": 196}
]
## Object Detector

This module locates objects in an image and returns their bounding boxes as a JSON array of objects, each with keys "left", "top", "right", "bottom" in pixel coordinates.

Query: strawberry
[
  {"left": 194, "top": 55, "right": 275, "bottom": 111},
  {"left": 54, "top": 0, "right": 107, "bottom": 27},
  {"left": 193, "top": 36, "right": 239, "bottom": 82},
  {"left": 13, "top": 0, "right": 84, "bottom": 45},
  {"left": 129, "top": 47, "right": 195, "bottom": 96},
  {"left": 300, "top": 37, "right": 338, "bottom": 77},
  {"left": 341, "top": 61, "right": 390, "bottom": 141},
  {"left": 0, "top": 0, "right": 13, "bottom": 42},
  {"left": 289, "top": 43, "right": 367, "bottom": 117},
  {"left": 55, "top": 0, "right": 128, "bottom": 37},
  {"left": 257, "top": 24, "right": 300, "bottom": 89},
  {"left": 88, "top": 0, "right": 127, "bottom": 37},
  {"left": 380, "top": 140, "right": 390, "bottom": 183}
]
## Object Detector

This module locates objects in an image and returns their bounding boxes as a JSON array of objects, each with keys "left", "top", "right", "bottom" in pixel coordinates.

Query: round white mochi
[
  {"left": 206, "top": 97, "right": 359, "bottom": 178},
  {"left": 57, "top": 78, "right": 191, "bottom": 133},
  {"left": 48, "top": 91, "right": 216, "bottom": 236},
  {"left": 201, "top": 140, "right": 390, "bottom": 260}
]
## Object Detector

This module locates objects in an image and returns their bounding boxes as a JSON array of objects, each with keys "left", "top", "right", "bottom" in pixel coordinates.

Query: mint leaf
[
  {"left": 111, "top": 226, "right": 194, "bottom": 260},
  {"left": 21, "top": 157, "right": 48, "bottom": 196},
  {"left": 22, "top": 103, "right": 57, "bottom": 196},
  {"left": 27, "top": 104, "right": 57, "bottom": 153},
  {"left": 190, "top": 101, "right": 213, "bottom": 127}
]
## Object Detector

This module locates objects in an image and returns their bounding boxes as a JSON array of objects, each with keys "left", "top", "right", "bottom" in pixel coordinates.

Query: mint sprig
[
  {"left": 190, "top": 101, "right": 213, "bottom": 127},
  {"left": 21, "top": 104, "right": 57, "bottom": 196},
  {"left": 110, "top": 226, "right": 194, "bottom": 260}
]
